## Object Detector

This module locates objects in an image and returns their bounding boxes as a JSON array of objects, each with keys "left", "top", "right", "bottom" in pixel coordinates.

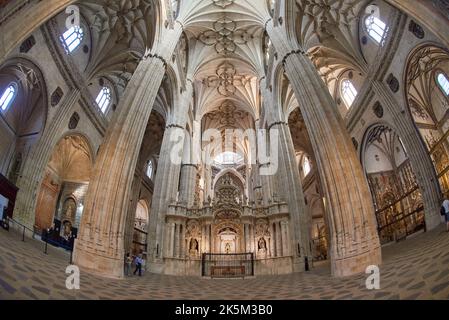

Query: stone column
[
  {"left": 0, "top": 0, "right": 77, "bottom": 64},
  {"left": 267, "top": 22, "right": 381, "bottom": 277},
  {"left": 123, "top": 173, "right": 142, "bottom": 255},
  {"left": 371, "top": 81, "right": 442, "bottom": 230},
  {"left": 164, "top": 222, "right": 173, "bottom": 258},
  {"left": 73, "top": 25, "right": 183, "bottom": 278},
  {"left": 261, "top": 84, "right": 310, "bottom": 266},
  {"left": 205, "top": 224, "right": 211, "bottom": 253},
  {"left": 147, "top": 81, "right": 193, "bottom": 267},
  {"left": 284, "top": 220, "right": 291, "bottom": 256},
  {"left": 245, "top": 224, "right": 250, "bottom": 252},
  {"left": 174, "top": 224, "right": 180, "bottom": 258},
  {"left": 281, "top": 220, "right": 289, "bottom": 256},
  {"left": 13, "top": 89, "right": 81, "bottom": 228},
  {"left": 249, "top": 224, "right": 255, "bottom": 253},
  {"left": 179, "top": 164, "right": 197, "bottom": 207},
  {"left": 200, "top": 225, "right": 206, "bottom": 254},
  {"left": 275, "top": 222, "right": 282, "bottom": 257},
  {"left": 269, "top": 223, "right": 275, "bottom": 258},
  {"left": 180, "top": 223, "right": 186, "bottom": 259}
]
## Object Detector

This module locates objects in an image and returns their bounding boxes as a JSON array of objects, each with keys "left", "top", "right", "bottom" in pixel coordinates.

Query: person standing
[
  {"left": 133, "top": 254, "right": 143, "bottom": 277},
  {"left": 124, "top": 253, "right": 132, "bottom": 276},
  {"left": 443, "top": 197, "right": 449, "bottom": 232}
]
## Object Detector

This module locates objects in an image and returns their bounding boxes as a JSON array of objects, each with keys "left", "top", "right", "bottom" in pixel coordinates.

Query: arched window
[
  {"left": 365, "top": 15, "right": 387, "bottom": 44},
  {"left": 0, "top": 83, "right": 17, "bottom": 111},
  {"left": 341, "top": 79, "right": 358, "bottom": 109},
  {"left": 303, "top": 156, "right": 311, "bottom": 177},
  {"left": 61, "top": 26, "right": 84, "bottom": 53},
  {"left": 146, "top": 160, "right": 154, "bottom": 179},
  {"left": 95, "top": 87, "right": 111, "bottom": 113},
  {"left": 437, "top": 72, "right": 449, "bottom": 96}
]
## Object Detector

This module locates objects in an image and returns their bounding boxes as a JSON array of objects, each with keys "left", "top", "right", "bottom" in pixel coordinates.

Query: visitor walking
[
  {"left": 443, "top": 197, "right": 449, "bottom": 232},
  {"left": 124, "top": 253, "right": 132, "bottom": 276},
  {"left": 133, "top": 254, "right": 143, "bottom": 277}
]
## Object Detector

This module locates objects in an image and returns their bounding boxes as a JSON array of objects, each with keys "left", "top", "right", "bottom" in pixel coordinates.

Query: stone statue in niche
[
  {"left": 225, "top": 242, "right": 231, "bottom": 254},
  {"left": 62, "top": 220, "right": 72, "bottom": 239},
  {"left": 189, "top": 238, "right": 199, "bottom": 256},
  {"left": 258, "top": 237, "right": 267, "bottom": 251},
  {"left": 61, "top": 198, "right": 76, "bottom": 223}
]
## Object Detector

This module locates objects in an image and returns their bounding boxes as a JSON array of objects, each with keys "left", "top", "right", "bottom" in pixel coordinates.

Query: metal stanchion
[
  {"left": 44, "top": 240, "right": 48, "bottom": 254},
  {"left": 22, "top": 225, "right": 25, "bottom": 242}
]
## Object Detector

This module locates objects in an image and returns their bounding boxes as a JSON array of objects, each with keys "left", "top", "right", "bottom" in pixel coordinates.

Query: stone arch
[
  {"left": 403, "top": 43, "right": 449, "bottom": 195},
  {"left": 132, "top": 199, "right": 150, "bottom": 255},
  {"left": 0, "top": 57, "right": 48, "bottom": 183},
  {"left": 360, "top": 123, "right": 425, "bottom": 244},
  {"left": 34, "top": 133, "right": 94, "bottom": 233},
  {"left": 213, "top": 168, "right": 245, "bottom": 192}
]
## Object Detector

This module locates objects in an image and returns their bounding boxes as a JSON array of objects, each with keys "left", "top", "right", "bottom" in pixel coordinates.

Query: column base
[
  {"left": 425, "top": 209, "right": 443, "bottom": 231},
  {"left": 332, "top": 247, "right": 382, "bottom": 278},
  {"left": 73, "top": 240, "right": 124, "bottom": 279}
]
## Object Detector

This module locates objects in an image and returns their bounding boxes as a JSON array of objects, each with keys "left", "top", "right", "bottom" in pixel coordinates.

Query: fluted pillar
[
  {"left": 0, "top": 0, "right": 77, "bottom": 64},
  {"left": 275, "top": 222, "right": 282, "bottom": 257},
  {"left": 174, "top": 224, "right": 180, "bottom": 258},
  {"left": 281, "top": 221, "right": 289, "bottom": 256},
  {"left": 73, "top": 25, "right": 183, "bottom": 278},
  {"left": 269, "top": 223, "right": 275, "bottom": 258},
  {"left": 249, "top": 224, "right": 255, "bottom": 253},
  {"left": 260, "top": 81, "right": 310, "bottom": 268},
  {"left": 267, "top": 22, "right": 381, "bottom": 277},
  {"left": 180, "top": 223, "right": 186, "bottom": 258},
  {"left": 372, "top": 80, "right": 441, "bottom": 230},
  {"left": 179, "top": 164, "right": 197, "bottom": 207},
  {"left": 147, "top": 81, "right": 193, "bottom": 267},
  {"left": 123, "top": 173, "right": 142, "bottom": 255},
  {"left": 168, "top": 222, "right": 175, "bottom": 257},
  {"left": 205, "top": 224, "right": 211, "bottom": 253},
  {"left": 13, "top": 89, "right": 81, "bottom": 228}
]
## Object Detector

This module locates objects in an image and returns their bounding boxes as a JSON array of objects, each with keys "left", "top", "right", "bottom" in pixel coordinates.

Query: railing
[
  {"left": 375, "top": 203, "right": 425, "bottom": 244},
  {"left": 2, "top": 216, "right": 73, "bottom": 264},
  {"left": 202, "top": 253, "right": 254, "bottom": 278}
]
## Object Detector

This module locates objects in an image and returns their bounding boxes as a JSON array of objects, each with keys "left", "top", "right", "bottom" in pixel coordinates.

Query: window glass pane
[
  {"left": 147, "top": 161, "right": 153, "bottom": 178},
  {"left": 95, "top": 87, "right": 111, "bottom": 114},
  {"left": 341, "top": 80, "right": 358, "bottom": 109},
  {"left": 61, "top": 26, "right": 84, "bottom": 53},
  {"left": 303, "top": 157, "right": 311, "bottom": 176},
  {"left": 0, "top": 84, "right": 16, "bottom": 111},
  {"left": 437, "top": 73, "right": 449, "bottom": 96},
  {"left": 365, "top": 15, "right": 387, "bottom": 44}
]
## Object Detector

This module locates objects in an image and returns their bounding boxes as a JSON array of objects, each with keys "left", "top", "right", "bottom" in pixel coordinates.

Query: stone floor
[{"left": 0, "top": 226, "right": 448, "bottom": 300}]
